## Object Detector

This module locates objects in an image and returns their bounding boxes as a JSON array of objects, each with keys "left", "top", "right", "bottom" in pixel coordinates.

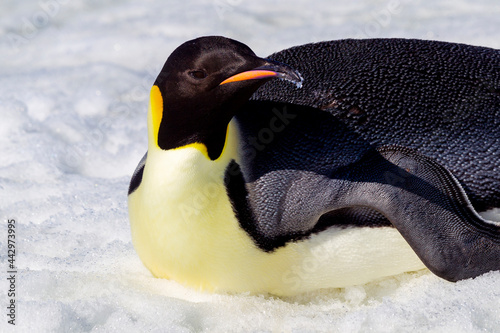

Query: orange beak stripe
[{"left": 220, "top": 70, "right": 278, "bottom": 85}]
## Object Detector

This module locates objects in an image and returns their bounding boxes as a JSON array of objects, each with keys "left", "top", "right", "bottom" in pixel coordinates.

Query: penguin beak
[{"left": 220, "top": 59, "right": 303, "bottom": 88}]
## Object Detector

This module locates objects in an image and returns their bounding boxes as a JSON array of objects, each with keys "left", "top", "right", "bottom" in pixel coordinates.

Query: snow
[{"left": 1, "top": 0, "right": 499, "bottom": 331}]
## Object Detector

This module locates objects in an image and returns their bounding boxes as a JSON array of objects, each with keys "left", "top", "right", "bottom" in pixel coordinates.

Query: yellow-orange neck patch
[
  {"left": 149, "top": 85, "right": 163, "bottom": 148},
  {"left": 173, "top": 142, "right": 210, "bottom": 159}
]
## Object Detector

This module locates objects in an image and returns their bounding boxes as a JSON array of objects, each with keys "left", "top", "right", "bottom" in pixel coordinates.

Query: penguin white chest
[{"left": 128, "top": 145, "right": 240, "bottom": 285}]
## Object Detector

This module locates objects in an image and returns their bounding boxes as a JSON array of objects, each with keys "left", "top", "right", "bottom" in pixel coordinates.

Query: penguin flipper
[
  {"left": 128, "top": 152, "right": 147, "bottom": 195},
  {"left": 331, "top": 145, "right": 500, "bottom": 281}
]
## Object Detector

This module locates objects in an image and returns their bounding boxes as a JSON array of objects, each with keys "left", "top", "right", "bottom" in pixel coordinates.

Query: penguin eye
[{"left": 188, "top": 70, "right": 208, "bottom": 80}]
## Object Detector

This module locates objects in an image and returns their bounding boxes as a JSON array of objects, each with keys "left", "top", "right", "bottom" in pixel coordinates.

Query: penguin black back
[{"left": 251, "top": 39, "right": 500, "bottom": 211}]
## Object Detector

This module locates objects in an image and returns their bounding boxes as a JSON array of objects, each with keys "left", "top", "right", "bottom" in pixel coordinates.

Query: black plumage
[{"left": 250, "top": 39, "right": 500, "bottom": 211}]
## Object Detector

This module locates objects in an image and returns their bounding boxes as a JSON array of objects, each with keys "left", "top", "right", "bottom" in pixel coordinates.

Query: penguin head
[{"left": 149, "top": 36, "right": 302, "bottom": 160}]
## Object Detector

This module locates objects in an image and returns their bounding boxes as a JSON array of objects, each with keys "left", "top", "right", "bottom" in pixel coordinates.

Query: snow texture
[{"left": 1, "top": 0, "right": 499, "bottom": 332}]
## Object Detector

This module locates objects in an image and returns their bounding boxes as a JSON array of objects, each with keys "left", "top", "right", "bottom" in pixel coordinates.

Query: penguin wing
[
  {"left": 251, "top": 38, "right": 500, "bottom": 210},
  {"left": 128, "top": 152, "right": 147, "bottom": 195},
  {"left": 332, "top": 145, "right": 500, "bottom": 282},
  {"left": 230, "top": 102, "right": 500, "bottom": 280}
]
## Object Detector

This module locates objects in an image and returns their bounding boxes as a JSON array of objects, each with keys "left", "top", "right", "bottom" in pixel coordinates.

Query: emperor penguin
[{"left": 128, "top": 36, "right": 500, "bottom": 296}]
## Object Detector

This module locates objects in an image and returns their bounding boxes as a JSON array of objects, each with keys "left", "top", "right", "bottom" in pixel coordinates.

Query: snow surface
[{"left": 1, "top": 0, "right": 499, "bottom": 332}]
